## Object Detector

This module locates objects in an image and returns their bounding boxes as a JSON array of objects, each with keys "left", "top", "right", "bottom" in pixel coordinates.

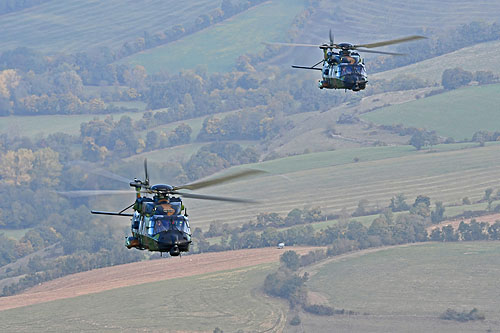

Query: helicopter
[
  {"left": 267, "top": 30, "right": 426, "bottom": 91},
  {"left": 61, "top": 160, "right": 263, "bottom": 257}
]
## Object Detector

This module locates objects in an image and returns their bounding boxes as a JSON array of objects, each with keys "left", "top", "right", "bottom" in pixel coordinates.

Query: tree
[
  {"left": 442, "top": 67, "right": 473, "bottom": 90},
  {"left": 353, "top": 199, "right": 369, "bottom": 216},
  {"left": 430, "top": 228, "right": 443, "bottom": 241},
  {"left": 0, "top": 148, "right": 35, "bottom": 186},
  {"left": 442, "top": 225, "right": 458, "bottom": 241},
  {"left": 483, "top": 188, "right": 493, "bottom": 202},
  {"left": 409, "top": 130, "right": 439, "bottom": 150},
  {"left": 169, "top": 124, "right": 192, "bottom": 146},
  {"left": 474, "top": 70, "right": 498, "bottom": 85},
  {"left": 280, "top": 250, "right": 300, "bottom": 271},
  {"left": 431, "top": 201, "right": 445, "bottom": 224},
  {"left": 389, "top": 193, "right": 410, "bottom": 212}
]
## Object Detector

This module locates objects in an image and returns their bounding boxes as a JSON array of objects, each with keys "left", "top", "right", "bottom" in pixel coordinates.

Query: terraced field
[
  {"left": 0, "top": 0, "right": 222, "bottom": 52},
  {"left": 361, "top": 83, "right": 500, "bottom": 140},
  {"left": 301, "top": 242, "right": 500, "bottom": 332},
  {"left": 165, "top": 143, "right": 500, "bottom": 229}
]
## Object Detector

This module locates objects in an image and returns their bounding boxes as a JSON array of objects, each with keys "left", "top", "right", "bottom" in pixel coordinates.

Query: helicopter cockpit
[
  {"left": 153, "top": 215, "right": 190, "bottom": 235},
  {"left": 339, "top": 64, "right": 366, "bottom": 77}
]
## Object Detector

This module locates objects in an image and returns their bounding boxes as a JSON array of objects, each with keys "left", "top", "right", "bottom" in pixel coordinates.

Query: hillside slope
[
  {"left": 0, "top": 246, "right": 316, "bottom": 312},
  {"left": 299, "top": 242, "right": 500, "bottom": 332},
  {"left": 0, "top": 0, "right": 221, "bottom": 52}
]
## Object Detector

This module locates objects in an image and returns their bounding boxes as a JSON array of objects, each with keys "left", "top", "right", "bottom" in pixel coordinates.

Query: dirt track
[{"left": 0, "top": 246, "right": 317, "bottom": 312}]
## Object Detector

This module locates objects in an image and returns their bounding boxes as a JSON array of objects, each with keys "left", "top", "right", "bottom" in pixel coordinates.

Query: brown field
[
  {"left": 427, "top": 213, "right": 500, "bottom": 232},
  {"left": 0, "top": 246, "right": 317, "bottom": 312}
]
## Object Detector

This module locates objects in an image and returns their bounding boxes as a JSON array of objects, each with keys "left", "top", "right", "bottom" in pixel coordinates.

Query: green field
[
  {"left": 177, "top": 142, "right": 500, "bottom": 229},
  {"left": 0, "top": 111, "right": 145, "bottom": 138},
  {"left": 302, "top": 242, "right": 500, "bottom": 332},
  {"left": 0, "top": 0, "right": 222, "bottom": 53},
  {"left": 0, "top": 228, "right": 32, "bottom": 240},
  {"left": 122, "top": 0, "right": 306, "bottom": 73},
  {"left": 361, "top": 83, "right": 500, "bottom": 140},
  {"left": 0, "top": 263, "right": 284, "bottom": 332}
]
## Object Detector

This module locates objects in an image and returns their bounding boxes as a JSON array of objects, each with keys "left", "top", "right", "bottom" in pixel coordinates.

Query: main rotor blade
[
  {"left": 58, "top": 190, "right": 139, "bottom": 198},
  {"left": 144, "top": 158, "right": 149, "bottom": 185},
  {"left": 90, "top": 168, "right": 131, "bottom": 184},
  {"left": 263, "top": 41, "right": 320, "bottom": 48},
  {"left": 354, "top": 35, "right": 426, "bottom": 49},
  {"left": 355, "top": 48, "right": 406, "bottom": 56},
  {"left": 175, "top": 169, "right": 266, "bottom": 191},
  {"left": 175, "top": 191, "right": 258, "bottom": 203}
]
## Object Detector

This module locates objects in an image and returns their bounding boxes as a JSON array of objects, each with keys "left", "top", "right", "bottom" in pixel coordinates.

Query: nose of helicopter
[
  {"left": 344, "top": 74, "right": 366, "bottom": 91},
  {"left": 157, "top": 230, "right": 185, "bottom": 256}
]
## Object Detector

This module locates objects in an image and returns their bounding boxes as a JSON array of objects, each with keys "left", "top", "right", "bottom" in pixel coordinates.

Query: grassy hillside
[
  {"left": 310, "top": 0, "right": 500, "bottom": 44},
  {"left": 276, "top": 0, "right": 500, "bottom": 67},
  {"left": 0, "top": 0, "right": 222, "bottom": 53},
  {"left": 122, "top": 0, "right": 307, "bottom": 73},
  {"left": 371, "top": 39, "right": 500, "bottom": 83},
  {"left": 361, "top": 83, "right": 500, "bottom": 140},
  {"left": 0, "top": 263, "right": 285, "bottom": 332},
  {"left": 171, "top": 142, "right": 500, "bottom": 229},
  {"left": 303, "top": 242, "right": 500, "bottom": 332}
]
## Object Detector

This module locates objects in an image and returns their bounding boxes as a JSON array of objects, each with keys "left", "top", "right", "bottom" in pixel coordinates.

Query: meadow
[
  {"left": 302, "top": 242, "right": 500, "bottom": 332},
  {"left": 122, "top": 0, "right": 306, "bottom": 73},
  {"left": 361, "top": 83, "right": 500, "bottom": 140},
  {"left": 0, "top": 263, "right": 284, "bottom": 332},
  {"left": 0, "top": 111, "right": 145, "bottom": 138}
]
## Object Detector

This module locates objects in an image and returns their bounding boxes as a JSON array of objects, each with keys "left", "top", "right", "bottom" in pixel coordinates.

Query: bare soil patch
[
  {"left": 0, "top": 246, "right": 317, "bottom": 312},
  {"left": 427, "top": 213, "right": 500, "bottom": 232}
]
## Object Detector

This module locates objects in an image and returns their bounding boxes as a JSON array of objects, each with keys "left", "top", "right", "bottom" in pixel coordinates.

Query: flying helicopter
[
  {"left": 266, "top": 30, "right": 426, "bottom": 91},
  {"left": 61, "top": 160, "right": 263, "bottom": 257}
]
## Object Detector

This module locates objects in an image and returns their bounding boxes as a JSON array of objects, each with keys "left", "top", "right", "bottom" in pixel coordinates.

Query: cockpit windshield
[
  {"left": 153, "top": 216, "right": 190, "bottom": 234},
  {"left": 340, "top": 64, "right": 366, "bottom": 76}
]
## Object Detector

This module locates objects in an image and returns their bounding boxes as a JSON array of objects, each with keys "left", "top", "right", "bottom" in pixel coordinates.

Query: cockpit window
[
  {"left": 340, "top": 65, "right": 366, "bottom": 76},
  {"left": 153, "top": 216, "right": 190, "bottom": 234}
]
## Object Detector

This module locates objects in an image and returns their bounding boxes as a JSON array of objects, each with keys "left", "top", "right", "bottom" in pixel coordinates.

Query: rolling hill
[
  {"left": 301, "top": 242, "right": 500, "bottom": 332},
  {"left": 0, "top": 0, "right": 223, "bottom": 53},
  {"left": 371, "top": 39, "right": 500, "bottom": 83},
  {"left": 361, "top": 83, "right": 500, "bottom": 140},
  {"left": 2, "top": 242, "right": 499, "bottom": 332},
  {"left": 0, "top": 247, "right": 317, "bottom": 332},
  {"left": 121, "top": 0, "right": 307, "bottom": 73},
  {"left": 112, "top": 142, "right": 500, "bottom": 230}
]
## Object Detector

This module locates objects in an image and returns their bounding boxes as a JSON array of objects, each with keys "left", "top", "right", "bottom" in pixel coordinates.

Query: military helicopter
[
  {"left": 61, "top": 160, "right": 263, "bottom": 257},
  {"left": 267, "top": 30, "right": 425, "bottom": 91}
]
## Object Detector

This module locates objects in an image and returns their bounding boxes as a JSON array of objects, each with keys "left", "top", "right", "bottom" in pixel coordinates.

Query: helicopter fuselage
[
  {"left": 126, "top": 195, "right": 191, "bottom": 256},
  {"left": 318, "top": 51, "right": 367, "bottom": 91}
]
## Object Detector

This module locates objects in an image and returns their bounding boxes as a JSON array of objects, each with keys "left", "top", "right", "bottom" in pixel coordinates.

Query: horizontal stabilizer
[
  {"left": 91, "top": 210, "right": 134, "bottom": 217},
  {"left": 292, "top": 66, "right": 322, "bottom": 71}
]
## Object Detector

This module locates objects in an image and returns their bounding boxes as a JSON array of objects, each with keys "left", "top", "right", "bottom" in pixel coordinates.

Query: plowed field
[{"left": 0, "top": 246, "right": 316, "bottom": 311}]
